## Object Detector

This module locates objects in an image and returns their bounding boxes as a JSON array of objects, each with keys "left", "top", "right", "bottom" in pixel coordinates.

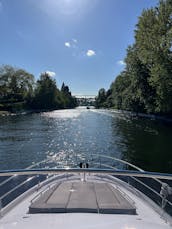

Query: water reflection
[
  {"left": 42, "top": 107, "right": 84, "bottom": 119},
  {"left": 0, "top": 108, "right": 172, "bottom": 173},
  {"left": 112, "top": 115, "right": 172, "bottom": 173}
]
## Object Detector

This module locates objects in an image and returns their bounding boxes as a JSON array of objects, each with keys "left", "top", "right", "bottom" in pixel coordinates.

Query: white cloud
[
  {"left": 86, "top": 50, "right": 96, "bottom": 57},
  {"left": 65, "top": 39, "right": 77, "bottom": 49},
  {"left": 65, "top": 42, "right": 71, "bottom": 48},
  {"left": 117, "top": 60, "right": 126, "bottom": 66},
  {"left": 72, "top": 39, "right": 77, "bottom": 43},
  {"left": 45, "top": 71, "right": 56, "bottom": 77}
]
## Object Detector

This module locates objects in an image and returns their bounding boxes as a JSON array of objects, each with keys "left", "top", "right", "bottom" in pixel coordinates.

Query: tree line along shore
[
  {"left": 0, "top": 65, "right": 77, "bottom": 113},
  {"left": 95, "top": 0, "right": 172, "bottom": 118},
  {"left": 1, "top": 1, "right": 172, "bottom": 117}
]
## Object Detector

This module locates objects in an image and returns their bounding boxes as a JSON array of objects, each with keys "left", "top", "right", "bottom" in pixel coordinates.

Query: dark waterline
[{"left": 0, "top": 107, "right": 172, "bottom": 173}]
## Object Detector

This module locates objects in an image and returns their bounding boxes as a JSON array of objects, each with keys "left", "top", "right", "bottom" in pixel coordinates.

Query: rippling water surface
[{"left": 0, "top": 107, "right": 172, "bottom": 172}]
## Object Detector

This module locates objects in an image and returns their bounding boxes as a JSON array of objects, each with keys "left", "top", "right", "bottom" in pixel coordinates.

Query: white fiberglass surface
[{"left": 0, "top": 180, "right": 171, "bottom": 229}]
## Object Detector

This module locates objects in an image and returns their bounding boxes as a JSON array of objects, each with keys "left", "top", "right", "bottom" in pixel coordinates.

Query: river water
[{"left": 0, "top": 107, "right": 172, "bottom": 173}]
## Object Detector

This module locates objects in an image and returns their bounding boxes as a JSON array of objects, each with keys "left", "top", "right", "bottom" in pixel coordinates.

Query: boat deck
[{"left": 29, "top": 181, "right": 136, "bottom": 214}]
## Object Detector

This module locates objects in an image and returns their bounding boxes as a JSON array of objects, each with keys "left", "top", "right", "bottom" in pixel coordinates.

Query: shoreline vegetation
[
  {"left": 107, "top": 109, "right": 172, "bottom": 123},
  {"left": 0, "top": 66, "right": 77, "bottom": 114},
  {"left": 95, "top": 0, "right": 172, "bottom": 119}
]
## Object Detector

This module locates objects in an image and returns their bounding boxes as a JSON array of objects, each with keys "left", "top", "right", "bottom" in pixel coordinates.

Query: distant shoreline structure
[{"left": 73, "top": 94, "right": 96, "bottom": 99}]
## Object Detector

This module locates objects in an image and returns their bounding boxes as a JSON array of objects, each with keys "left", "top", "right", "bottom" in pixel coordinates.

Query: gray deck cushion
[
  {"left": 66, "top": 182, "right": 98, "bottom": 213},
  {"left": 94, "top": 183, "right": 136, "bottom": 214},
  {"left": 29, "top": 181, "right": 136, "bottom": 214}
]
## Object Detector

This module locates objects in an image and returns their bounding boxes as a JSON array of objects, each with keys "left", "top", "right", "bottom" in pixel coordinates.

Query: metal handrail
[
  {"left": 91, "top": 161, "right": 169, "bottom": 203},
  {"left": 0, "top": 168, "right": 172, "bottom": 180},
  {"left": 130, "top": 176, "right": 172, "bottom": 207},
  {"left": 71, "top": 153, "right": 165, "bottom": 187},
  {"left": 0, "top": 158, "right": 52, "bottom": 188},
  {"left": 130, "top": 176, "right": 162, "bottom": 198},
  {"left": 87, "top": 154, "right": 164, "bottom": 185},
  {"left": 49, "top": 153, "right": 165, "bottom": 186},
  {"left": 0, "top": 152, "right": 171, "bottom": 212},
  {"left": 0, "top": 152, "right": 164, "bottom": 202},
  {"left": 0, "top": 168, "right": 172, "bottom": 217},
  {"left": 91, "top": 162, "right": 172, "bottom": 207},
  {"left": 91, "top": 162, "right": 116, "bottom": 169},
  {"left": 0, "top": 176, "right": 35, "bottom": 201},
  {"left": 90, "top": 153, "right": 144, "bottom": 171},
  {"left": 0, "top": 176, "right": 14, "bottom": 188}
]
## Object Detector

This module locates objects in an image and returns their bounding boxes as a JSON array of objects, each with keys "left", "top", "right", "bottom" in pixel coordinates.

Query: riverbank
[
  {"left": 108, "top": 109, "right": 172, "bottom": 123},
  {"left": 0, "top": 111, "right": 11, "bottom": 116},
  {"left": 0, "top": 109, "right": 35, "bottom": 116},
  {"left": 0, "top": 107, "right": 79, "bottom": 116}
]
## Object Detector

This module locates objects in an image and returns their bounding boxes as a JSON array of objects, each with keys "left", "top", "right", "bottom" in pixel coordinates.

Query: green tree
[
  {"left": 0, "top": 65, "right": 34, "bottom": 103},
  {"left": 95, "top": 88, "right": 107, "bottom": 108},
  {"left": 135, "top": 0, "right": 172, "bottom": 113},
  {"left": 33, "top": 72, "right": 62, "bottom": 109},
  {"left": 61, "top": 82, "right": 77, "bottom": 108},
  {"left": 97, "top": 0, "right": 172, "bottom": 116},
  {"left": 123, "top": 45, "right": 156, "bottom": 113},
  {"left": 109, "top": 72, "right": 129, "bottom": 110}
]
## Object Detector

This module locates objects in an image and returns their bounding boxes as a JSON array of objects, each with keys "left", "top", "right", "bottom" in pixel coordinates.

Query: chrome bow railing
[{"left": 0, "top": 154, "right": 172, "bottom": 219}]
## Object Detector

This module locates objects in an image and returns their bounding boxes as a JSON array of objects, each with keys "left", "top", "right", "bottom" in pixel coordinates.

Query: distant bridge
[
  {"left": 74, "top": 95, "right": 96, "bottom": 106},
  {"left": 74, "top": 95, "right": 96, "bottom": 99}
]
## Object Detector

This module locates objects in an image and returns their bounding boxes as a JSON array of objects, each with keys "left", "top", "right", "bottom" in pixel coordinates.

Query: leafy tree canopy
[
  {"left": 0, "top": 65, "right": 34, "bottom": 102},
  {"left": 0, "top": 67, "right": 77, "bottom": 111},
  {"left": 96, "top": 0, "right": 172, "bottom": 115}
]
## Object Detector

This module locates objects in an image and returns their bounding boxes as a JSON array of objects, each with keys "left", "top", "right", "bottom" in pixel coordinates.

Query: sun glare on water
[{"left": 42, "top": 108, "right": 84, "bottom": 119}]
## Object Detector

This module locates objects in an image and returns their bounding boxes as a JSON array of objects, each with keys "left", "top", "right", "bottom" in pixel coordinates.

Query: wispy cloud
[
  {"left": 64, "top": 40, "right": 96, "bottom": 58},
  {"left": 86, "top": 50, "right": 96, "bottom": 57},
  {"left": 45, "top": 71, "right": 56, "bottom": 77},
  {"left": 65, "top": 39, "right": 78, "bottom": 48},
  {"left": 72, "top": 39, "right": 78, "bottom": 43},
  {"left": 65, "top": 42, "right": 71, "bottom": 48},
  {"left": 117, "top": 60, "right": 126, "bottom": 66}
]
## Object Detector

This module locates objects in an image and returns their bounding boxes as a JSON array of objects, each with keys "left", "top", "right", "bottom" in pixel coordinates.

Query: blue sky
[{"left": 0, "top": 0, "right": 159, "bottom": 96}]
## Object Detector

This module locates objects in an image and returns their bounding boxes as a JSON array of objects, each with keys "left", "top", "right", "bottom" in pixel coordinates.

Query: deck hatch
[{"left": 29, "top": 181, "right": 136, "bottom": 214}]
